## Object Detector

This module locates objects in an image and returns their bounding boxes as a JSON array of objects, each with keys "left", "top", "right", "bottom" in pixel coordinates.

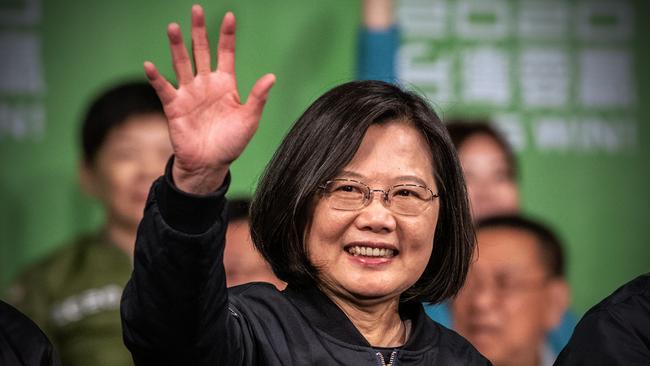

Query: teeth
[{"left": 347, "top": 246, "right": 395, "bottom": 258}]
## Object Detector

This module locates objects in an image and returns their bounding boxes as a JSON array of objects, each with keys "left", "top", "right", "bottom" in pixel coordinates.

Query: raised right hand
[{"left": 145, "top": 5, "right": 275, "bottom": 194}]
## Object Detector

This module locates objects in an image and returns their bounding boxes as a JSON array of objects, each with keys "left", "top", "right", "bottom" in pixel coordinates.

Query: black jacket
[
  {"left": 0, "top": 300, "right": 60, "bottom": 366},
  {"left": 554, "top": 272, "right": 650, "bottom": 366},
  {"left": 121, "top": 166, "right": 490, "bottom": 365}
]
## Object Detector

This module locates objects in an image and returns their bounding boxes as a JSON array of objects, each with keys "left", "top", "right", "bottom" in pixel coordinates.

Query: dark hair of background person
[
  {"left": 226, "top": 198, "right": 251, "bottom": 223},
  {"left": 446, "top": 119, "right": 518, "bottom": 180},
  {"left": 251, "top": 80, "right": 474, "bottom": 303},
  {"left": 476, "top": 215, "right": 566, "bottom": 278},
  {"left": 81, "top": 81, "right": 164, "bottom": 165}
]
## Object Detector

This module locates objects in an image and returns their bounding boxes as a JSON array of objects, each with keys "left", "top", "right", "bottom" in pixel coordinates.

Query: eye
[
  {"left": 336, "top": 185, "right": 358, "bottom": 193},
  {"left": 391, "top": 185, "right": 428, "bottom": 200},
  {"left": 395, "top": 189, "right": 413, "bottom": 197},
  {"left": 327, "top": 180, "right": 365, "bottom": 196},
  {"left": 494, "top": 274, "right": 519, "bottom": 292},
  {"left": 110, "top": 148, "right": 140, "bottom": 161}
]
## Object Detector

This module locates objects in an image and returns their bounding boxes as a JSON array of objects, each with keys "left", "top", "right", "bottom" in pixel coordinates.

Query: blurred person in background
[
  {"left": 6, "top": 81, "right": 172, "bottom": 366},
  {"left": 224, "top": 198, "right": 285, "bottom": 289},
  {"left": 440, "top": 121, "right": 576, "bottom": 360},
  {"left": 433, "top": 117, "right": 579, "bottom": 359},
  {"left": 446, "top": 120, "right": 519, "bottom": 221},
  {"left": 452, "top": 215, "right": 570, "bottom": 366},
  {"left": 423, "top": 120, "right": 532, "bottom": 334}
]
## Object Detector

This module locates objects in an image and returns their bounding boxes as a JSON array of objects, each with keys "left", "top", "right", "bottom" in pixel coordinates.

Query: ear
[
  {"left": 544, "top": 278, "right": 570, "bottom": 330},
  {"left": 78, "top": 161, "right": 99, "bottom": 198}
]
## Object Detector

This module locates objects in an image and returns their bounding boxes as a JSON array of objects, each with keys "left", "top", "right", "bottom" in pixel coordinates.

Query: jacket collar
[{"left": 283, "top": 284, "right": 440, "bottom": 351}]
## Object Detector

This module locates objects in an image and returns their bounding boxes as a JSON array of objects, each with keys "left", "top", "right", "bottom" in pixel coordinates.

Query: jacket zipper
[{"left": 376, "top": 351, "right": 398, "bottom": 366}]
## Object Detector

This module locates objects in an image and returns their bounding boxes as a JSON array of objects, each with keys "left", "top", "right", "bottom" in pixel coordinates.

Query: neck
[
  {"left": 105, "top": 217, "right": 137, "bottom": 257},
  {"left": 323, "top": 287, "right": 406, "bottom": 347},
  {"left": 495, "top": 347, "right": 543, "bottom": 366}
]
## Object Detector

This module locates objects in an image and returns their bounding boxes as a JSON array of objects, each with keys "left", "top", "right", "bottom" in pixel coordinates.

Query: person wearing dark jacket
[
  {"left": 0, "top": 300, "right": 60, "bottom": 366},
  {"left": 121, "top": 5, "right": 490, "bottom": 365},
  {"left": 554, "top": 272, "right": 650, "bottom": 366}
]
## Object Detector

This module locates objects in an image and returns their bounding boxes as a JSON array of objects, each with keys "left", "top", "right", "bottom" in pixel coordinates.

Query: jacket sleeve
[
  {"left": 553, "top": 301, "right": 650, "bottom": 366},
  {"left": 0, "top": 300, "right": 61, "bottom": 366},
  {"left": 121, "top": 158, "right": 249, "bottom": 366}
]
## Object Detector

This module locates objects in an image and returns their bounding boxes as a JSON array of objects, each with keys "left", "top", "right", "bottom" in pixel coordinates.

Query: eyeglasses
[
  {"left": 461, "top": 273, "right": 552, "bottom": 300},
  {"left": 318, "top": 178, "right": 439, "bottom": 216}
]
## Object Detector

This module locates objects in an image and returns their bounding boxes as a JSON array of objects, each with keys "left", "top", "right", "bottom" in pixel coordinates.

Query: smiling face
[
  {"left": 305, "top": 120, "right": 440, "bottom": 301},
  {"left": 82, "top": 113, "right": 172, "bottom": 230}
]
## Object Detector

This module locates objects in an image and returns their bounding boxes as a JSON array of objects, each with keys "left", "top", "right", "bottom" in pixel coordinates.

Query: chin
[
  {"left": 468, "top": 336, "right": 501, "bottom": 360},
  {"left": 116, "top": 211, "right": 145, "bottom": 230},
  {"left": 342, "top": 281, "right": 403, "bottom": 301}
]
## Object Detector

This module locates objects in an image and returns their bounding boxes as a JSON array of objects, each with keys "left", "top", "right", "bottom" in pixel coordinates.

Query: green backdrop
[{"left": 0, "top": 0, "right": 648, "bottom": 315}]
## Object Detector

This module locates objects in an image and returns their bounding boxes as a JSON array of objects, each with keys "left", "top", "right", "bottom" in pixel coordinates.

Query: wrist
[{"left": 172, "top": 160, "right": 230, "bottom": 195}]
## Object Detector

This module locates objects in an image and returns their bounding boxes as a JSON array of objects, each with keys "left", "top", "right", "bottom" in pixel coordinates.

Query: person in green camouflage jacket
[{"left": 7, "top": 81, "right": 172, "bottom": 366}]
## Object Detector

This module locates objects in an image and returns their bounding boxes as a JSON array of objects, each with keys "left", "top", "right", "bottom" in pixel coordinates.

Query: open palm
[{"left": 145, "top": 5, "right": 275, "bottom": 193}]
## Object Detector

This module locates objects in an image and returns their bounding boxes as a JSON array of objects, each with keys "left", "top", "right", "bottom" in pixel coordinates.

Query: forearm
[
  {"left": 121, "top": 157, "right": 230, "bottom": 365},
  {"left": 127, "top": 4, "right": 271, "bottom": 361},
  {"left": 358, "top": 0, "right": 399, "bottom": 82}
]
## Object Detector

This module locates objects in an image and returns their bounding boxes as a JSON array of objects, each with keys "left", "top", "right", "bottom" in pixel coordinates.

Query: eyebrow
[
  {"left": 338, "top": 170, "right": 432, "bottom": 187},
  {"left": 106, "top": 133, "right": 143, "bottom": 142}
]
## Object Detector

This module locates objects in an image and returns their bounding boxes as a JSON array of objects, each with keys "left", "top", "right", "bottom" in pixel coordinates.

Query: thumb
[{"left": 244, "top": 73, "right": 276, "bottom": 118}]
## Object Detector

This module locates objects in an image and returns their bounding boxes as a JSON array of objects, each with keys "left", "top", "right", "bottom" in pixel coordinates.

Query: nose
[
  {"left": 367, "top": 189, "right": 391, "bottom": 206},
  {"left": 466, "top": 278, "right": 498, "bottom": 312},
  {"left": 354, "top": 191, "right": 397, "bottom": 233},
  {"left": 138, "top": 151, "right": 167, "bottom": 182}
]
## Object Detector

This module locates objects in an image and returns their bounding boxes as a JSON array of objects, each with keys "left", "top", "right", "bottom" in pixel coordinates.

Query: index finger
[{"left": 144, "top": 61, "right": 176, "bottom": 105}]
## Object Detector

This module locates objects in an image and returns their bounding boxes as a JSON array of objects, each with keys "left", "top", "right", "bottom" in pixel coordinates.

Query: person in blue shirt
[
  {"left": 357, "top": 0, "right": 399, "bottom": 83},
  {"left": 453, "top": 215, "right": 571, "bottom": 366}
]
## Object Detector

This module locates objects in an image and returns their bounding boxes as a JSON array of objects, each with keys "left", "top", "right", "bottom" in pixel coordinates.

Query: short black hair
[
  {"left": 226, "top": 198, "right": 251, "bottom": 223},
  {"left": 476, "top": 215, "right": 566, "bottom": 277},
  {"left": 446, "top": 118, "right": 518, "bottom": 180},
  {"left": 81, "top": 81, "right": 164, "bottom": 164},
  {"left": 251, "top": 80, "right": 474, "bottom": 303}
]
